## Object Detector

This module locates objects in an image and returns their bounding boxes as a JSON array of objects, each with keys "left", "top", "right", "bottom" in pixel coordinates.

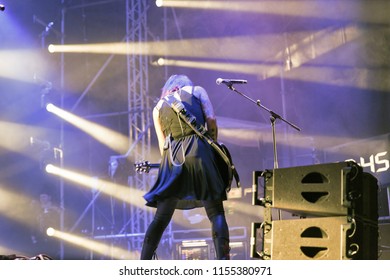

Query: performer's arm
[
  {"left": 196, "top": 86, "right": 218, "bottom": 141},
  {"left": 153, "top": 107, "right": 166, "bottom": 155}
]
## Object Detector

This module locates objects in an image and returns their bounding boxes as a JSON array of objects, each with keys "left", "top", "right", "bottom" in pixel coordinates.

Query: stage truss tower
[
  {"left": 57, "top": 0, "right": 153, "bottom": 258},
  {"left": 124, "top": 0, "right": 153, "bottom": 252}
]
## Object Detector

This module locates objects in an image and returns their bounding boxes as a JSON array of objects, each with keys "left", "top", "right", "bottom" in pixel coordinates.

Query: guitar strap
[{"left": 163, "top": 92, "right": 240, "bottom": 189}]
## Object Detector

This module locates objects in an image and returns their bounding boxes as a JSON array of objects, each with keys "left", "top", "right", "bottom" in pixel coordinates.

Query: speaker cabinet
[
  {"left": 353, "top": 172, "right": 379, "bottom": 222},
  {"left": 258, "top": 216, "right": 377, "bottom": 260},
  {"left": 260, "top": 161, "right": 370, "bottom": 216},
  {"left": 379, "top": 223, "right": 390, "bottom": 260},
  {"left": 251, "top": 162, "right": 379, "bottom": 260}
]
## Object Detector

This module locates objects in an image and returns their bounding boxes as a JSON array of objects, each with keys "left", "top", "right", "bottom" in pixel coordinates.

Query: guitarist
[{"left": 141, "top": 74, "right": 231, "bottom": 260}]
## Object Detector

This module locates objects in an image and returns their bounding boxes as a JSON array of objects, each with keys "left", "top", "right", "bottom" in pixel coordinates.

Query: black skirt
[{"left": 143, "top": 134, "right": 227, "bottom": 209}]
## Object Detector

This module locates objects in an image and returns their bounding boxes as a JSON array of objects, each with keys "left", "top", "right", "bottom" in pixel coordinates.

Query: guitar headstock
[{"left": 134, "top": 161, "right": 151, "bottom": 174}]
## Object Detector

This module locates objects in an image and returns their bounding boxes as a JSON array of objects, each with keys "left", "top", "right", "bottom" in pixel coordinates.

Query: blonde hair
[{"left": 161, "top": 74, "right": 193, "bottom": 98}]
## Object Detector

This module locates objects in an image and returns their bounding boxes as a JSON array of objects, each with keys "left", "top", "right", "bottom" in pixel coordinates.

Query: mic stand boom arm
[{"left": 224, "top": 83, "right": 301, "bottom": 169}]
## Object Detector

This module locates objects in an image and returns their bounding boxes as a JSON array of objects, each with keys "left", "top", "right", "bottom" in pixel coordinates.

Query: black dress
[{"left": 143, "top": 88, "right": 227, "bottom": 209}]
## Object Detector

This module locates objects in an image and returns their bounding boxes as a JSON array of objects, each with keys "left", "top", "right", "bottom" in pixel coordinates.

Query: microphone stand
[
  {"left": 221, "top": 82, "right": 301, "bottom": 234},
  {"left": 222, "top": 83, "right": 301, "bottom": 220},
  {"left": 223, "top": 83, "right": 300, "bottom": 169}
]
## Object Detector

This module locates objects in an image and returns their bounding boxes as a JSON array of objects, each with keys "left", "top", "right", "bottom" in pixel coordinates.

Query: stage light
[
  {"left": 46, "top": 227, "right": 55, "bottom": 237},
  {"left": 0, "top": 186, "right": 46, "bottom": 229},
  {"left": 45, "top": 103, "right": 56, "bottom": 113},
  {"left": 45, "top": 162, "right": 156, "bottom": 241},
  {"left": 0, "top": 121, "right": 45, "bottom": 154},
  {"left": 152, "top": 57, "right": 261, "bottom": 74},
  {"left": 150, "top": 57, "right": 165, "bottom": 66},
  {"left": 0, "top": 50, "right": 49, "bottom": 83},
  {"left": 44, "top": 164, "right": 146, "bottom": 207},
  {"left": 45, "top": 35, "right": 281, "bottom": 61},
  {"left": 155, "top": 0, "right": 163, "bottom": 7},
  {"left": 157, "top": 57, "right": 165, "bottom": 66},
  {"left": 154, "top": 1, "right": 387, "bottom": 24},
  {"left": 48, "top": 44, "right": 55, "bottom": 53},
  {"left": 45, "top": 103, "right": 129, "bottom": 154},
  {"left": 44, "top": 163, "right": 225, "bottom": 229},
  {"left": 46, "top": 228, "right": 137, "bottom": 259},
  {"left": 44, "top": 25, "right": 364, "bottom": 86},
  {"left": 45, "top": 163, "right": 55, "bottom": 174}
]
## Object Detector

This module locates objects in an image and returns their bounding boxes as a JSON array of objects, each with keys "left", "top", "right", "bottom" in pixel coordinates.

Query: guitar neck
[{"left": 148, "top": 163, "right": 160, "bottom": 169}]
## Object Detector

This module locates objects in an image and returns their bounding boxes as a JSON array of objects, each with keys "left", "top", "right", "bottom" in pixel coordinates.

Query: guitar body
[{"left": 212, "top": 142, "right": 234, "bottom": 191}]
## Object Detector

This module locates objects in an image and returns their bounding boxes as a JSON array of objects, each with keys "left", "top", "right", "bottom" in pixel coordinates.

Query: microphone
[
  {"left": 216, "top": 78, "right": 247, "bottom": 85},
  {"left": 0, "top": 5, "right": 5, "bottom": 11}
]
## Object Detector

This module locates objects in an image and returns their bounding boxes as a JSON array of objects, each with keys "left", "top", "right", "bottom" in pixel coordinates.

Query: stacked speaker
[{"left": 251, "top": 161, "right": 379, "bottom": 260}]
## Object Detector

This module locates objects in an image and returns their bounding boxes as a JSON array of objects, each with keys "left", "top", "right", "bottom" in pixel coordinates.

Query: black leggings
[{"left": 141, "top": 198, "right": 229, "bottom": 259}]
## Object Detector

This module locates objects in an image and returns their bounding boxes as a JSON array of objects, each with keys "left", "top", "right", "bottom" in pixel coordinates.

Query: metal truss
[
  {"left": 57, "top": 0, "right": 153, "bottom": 258},
  {"left": 124, "top": 0, "right": 153, "bottom": 253}
]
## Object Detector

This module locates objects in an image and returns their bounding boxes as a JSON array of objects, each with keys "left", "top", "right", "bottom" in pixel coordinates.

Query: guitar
[
  {"left": 134, "top": 161, "right": 159, "bottom": 174},
  {"left": 134, "top": 142, "right": 240, "bottom": 191}
]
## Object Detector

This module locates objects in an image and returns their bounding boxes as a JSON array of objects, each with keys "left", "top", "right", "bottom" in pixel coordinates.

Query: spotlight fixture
[
  {"left": 45, "top": 164, "right": 55, "bottom": 174},
  {"left": 151, "top": 57, "right": 166, "bottom": 66},
  {"left": 47, "top": 44, "right": 55, "bottom": 53},
  {"left": 46, "top": 103, "right": 56, "bottom": 112},
  {"left": 46, "top": 227, "right": 55, "bottom": 237},
  {"left": 157, "top": 57, "right": 165, "bottom": 66}
]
